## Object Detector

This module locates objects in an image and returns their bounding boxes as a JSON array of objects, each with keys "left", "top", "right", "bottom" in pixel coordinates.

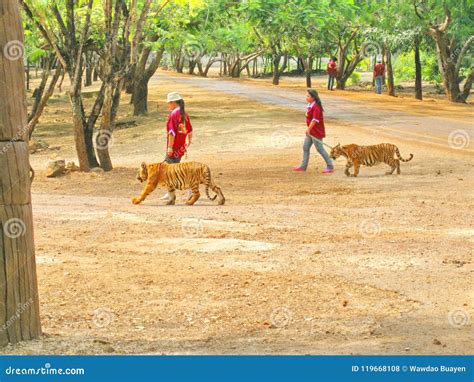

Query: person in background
[
  {"left": 160, "top": 92, "right": 193, "bottom": 200},
  {"left": 293, "top": 89, "right": 334, "bottom": 174},
  {"left": 327, "top": 57, "right": 337, "bottom": 91},
  {"left": 373, "top": 60, "right": 385, "bottom": 94}
]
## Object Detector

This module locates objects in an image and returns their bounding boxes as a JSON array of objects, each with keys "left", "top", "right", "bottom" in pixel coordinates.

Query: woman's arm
[{"left": 167, "top": 132, "right": 175, "bottom": 156}]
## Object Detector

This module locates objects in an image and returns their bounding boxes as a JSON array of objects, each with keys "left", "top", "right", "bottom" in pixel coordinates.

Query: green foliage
[
  {"left": 347, "top": 71, "right": 361, "bottom": 86},
  {"left": 392, "top": 51, "right": 441, "bottom": 84}
]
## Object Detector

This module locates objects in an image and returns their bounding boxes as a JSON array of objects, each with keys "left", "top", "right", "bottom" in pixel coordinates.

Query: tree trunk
[
  {"left": 96, "top": 83, "right": 114, "bottom": 171},
  {"left": 414, "top": 37, "right": 422, "bottom": 100},
  {"left": 0, "top": 0, "right": 42, "bottom": 346},
  {"left": 385, "top": 45, "right": 395, "bottom": 96},
  {"left": 272, "top": 53, "right": 281, "bottom": 85},
  {"left": 84, "top": 52, "right": 93, "bottom": 87},
  {"left": 28, "top": 66, "right": 62, "bottom": 137},
  {"left": 133, "top": 76, "right": 148, "bottom": 115}
]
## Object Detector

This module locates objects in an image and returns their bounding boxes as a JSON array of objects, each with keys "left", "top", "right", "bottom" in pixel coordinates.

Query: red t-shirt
[
  {"left": 306, "top": 102, "right": 325, "bottom": 139},
  {"left": 327, "top": 60, "right": 337, "bottom": 76},
  {"left": 374, "top": 63, "right": 385, "bottom": 77},
  {"left": 166, "top": 107, "right": 193, "bottom": 158}
]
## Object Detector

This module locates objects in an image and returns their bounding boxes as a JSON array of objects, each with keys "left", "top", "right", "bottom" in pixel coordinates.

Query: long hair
[
  {"left": 307, "top": 88, "right": 324, "bottom": 111},
  {"left": 176, "top": 99, "right": 186, "bottom": 124}
]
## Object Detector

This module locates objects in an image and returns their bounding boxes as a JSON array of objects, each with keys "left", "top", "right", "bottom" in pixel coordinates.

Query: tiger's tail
[
  {"left": 395, "top": 147, "right": 413, "bottom": 162},
  {"left": 204, "top": 166, "right": 218, "bottom": 201}
]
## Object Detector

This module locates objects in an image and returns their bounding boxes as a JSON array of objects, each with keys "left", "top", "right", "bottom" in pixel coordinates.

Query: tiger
[
  {"left": 329, "top": 143, "right": 413, "bottom": 177},
  {"left": 132, "top": 161, "right": 225, "bottom": 206}
]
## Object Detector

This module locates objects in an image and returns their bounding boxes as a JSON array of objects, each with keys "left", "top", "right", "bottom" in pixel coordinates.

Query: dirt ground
[{"left": 1, "top": 71, "right": 472, "bottom": 355}]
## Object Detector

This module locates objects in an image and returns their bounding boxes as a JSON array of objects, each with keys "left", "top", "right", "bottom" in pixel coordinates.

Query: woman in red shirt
[
  {"left": 293, "top": 89, "right": 334, "bottom": 173},
  {"left": 161, "top": 92, "right": 193, "bottom": 201},
  {"left": 165, "top": 92, "right": 193, "bottom": 163}
]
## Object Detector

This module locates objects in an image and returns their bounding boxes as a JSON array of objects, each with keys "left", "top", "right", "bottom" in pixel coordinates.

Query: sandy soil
[{"left": 1, "top": 71, "right": 472, "bottom": 355}]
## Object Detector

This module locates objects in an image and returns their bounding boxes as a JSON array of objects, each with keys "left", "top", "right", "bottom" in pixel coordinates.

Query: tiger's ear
[{"left": 141, "top": 162, "right": 147, "bottom": 170}]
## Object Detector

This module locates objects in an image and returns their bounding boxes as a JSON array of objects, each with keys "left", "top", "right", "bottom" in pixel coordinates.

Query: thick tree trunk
[
  {"left": 272, "top": 53, "right": 281, "bottom": 85},
  {"left": 385, "top": 45, "right": 395, "bottom": 96},
  {"left": 414, "top": 37, "right": 422, "bottom": 100},
  {"left": 133, "top": 76, "right": 148, "bottom": 116},
  {"left": 96, "top": 83, "right": 114, "bottom": 171},
  {"left": 0, "top": 0, "right": 42, "bottom": 346}
]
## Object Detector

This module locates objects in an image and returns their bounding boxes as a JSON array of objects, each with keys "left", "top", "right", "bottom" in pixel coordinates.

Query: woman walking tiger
[
  {"left": 161, "top": 92, "right": 193, "bottom": 201},
  {"left": 293, "top": 89, "right": 334, "bottom": 174}
]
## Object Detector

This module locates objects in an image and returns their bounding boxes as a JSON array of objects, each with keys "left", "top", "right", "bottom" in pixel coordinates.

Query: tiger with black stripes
[
  {"left": 329, "top": 143, "right": 413, "bottom": 177},
  {"left": 132, "top": 161, "right": 225, "bottom": 205}
]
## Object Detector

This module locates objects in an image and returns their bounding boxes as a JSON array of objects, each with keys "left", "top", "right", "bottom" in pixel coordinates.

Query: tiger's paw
[
  {"left": 166, "top": 199, "right": 175, "bottom": 205},
  {"left": 344, "top": 171, "right": 351, "bottom": 177},
  {"left": 132, "top": 198, "right": 141, "bottom": 205}
]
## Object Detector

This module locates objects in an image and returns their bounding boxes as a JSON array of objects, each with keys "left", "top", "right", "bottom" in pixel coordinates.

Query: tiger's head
[
  {"left": 330, "top": 144, "right": 345, "bottom": 160},
  {"left": 137, "top": 162, "right": 148, "bottom": 183}
]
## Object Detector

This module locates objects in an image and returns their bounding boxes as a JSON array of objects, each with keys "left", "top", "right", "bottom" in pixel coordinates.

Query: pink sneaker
[
  {"left": 322, "top": 168, "right": 334, "bottom": 174},
  {"left": 293, "top": 167, "right": 306, "bottom": 172}
]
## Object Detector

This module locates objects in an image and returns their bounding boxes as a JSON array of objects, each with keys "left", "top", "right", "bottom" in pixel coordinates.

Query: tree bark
[
  {"left": 0, "top": 0, "right": 42, "bottom": 346},
  {"left": 384, "top": 45, "right": 395, "bottom": 96},
  {"left": 414, "top": 37, "right": 422, "bottom": 100},
  {"left": 28, "top": 66, "right": 62, "bottom": 137}
]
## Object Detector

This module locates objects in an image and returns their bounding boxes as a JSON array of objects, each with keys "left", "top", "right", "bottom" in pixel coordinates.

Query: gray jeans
[
  {"left": 375, "top": 75, "right": 383, "bottom": 94},
  {"left": 300, "top": 135, "right": 333, "bottom": 170},
  {"left": 164, "top": 155, "right": 182, "bottom": 164}
]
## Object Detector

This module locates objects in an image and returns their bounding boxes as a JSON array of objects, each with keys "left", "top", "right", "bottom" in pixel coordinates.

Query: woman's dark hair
[
  {"left": 307, "top": 89, "right": 324, "bottom": 111},
  {"left": 332, "top": 56, "right": 337, "bottom": 62},
  {"left": 176, "top": 99, "right": 186, "bottom": 123}
]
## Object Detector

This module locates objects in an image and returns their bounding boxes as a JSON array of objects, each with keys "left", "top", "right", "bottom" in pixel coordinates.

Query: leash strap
[{"left": 309, "top": 134, "right": 334, "bottom": 150}]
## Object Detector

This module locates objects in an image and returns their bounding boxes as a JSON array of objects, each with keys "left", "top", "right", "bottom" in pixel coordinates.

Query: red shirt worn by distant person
[
  {"left": 306, "top": 102, "right": 325, "bottom": 140},
  {"left": 166, "top": 107, "right": 193, "bottom": 158},
  {"left": 327, "top": 60, "right": 337, "bottom": 76},
  {"left": 374, "top": 63, "right": 385, "bottom": 77}
]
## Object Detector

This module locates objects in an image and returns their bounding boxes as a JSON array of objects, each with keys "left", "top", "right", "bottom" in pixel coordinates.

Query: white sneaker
[{"left": 160, "top": 193, "right": 170, "bottom": 200}]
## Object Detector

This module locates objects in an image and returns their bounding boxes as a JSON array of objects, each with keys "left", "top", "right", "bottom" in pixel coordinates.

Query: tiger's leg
[
  {"left": 396, "top": 159, "right": 401, "bottom": 174},
  {"left": 186, "top": 184, "right": 201, "bottom": 205},
  {"left": 351, "top": 160, "right": 360, "bottom": 177},
  {"left": 166, "top": 188, "right": 176, "bottom": 205},
  {"left": 212, "top": 183, "right": 226, "bottom": 205},
  {"left": 132, "top": 179, "right": 159, "bottom": 204},
  {"left": 385, "top": 161, "right": 396, "bottom": 175},
  {"left": 345, "top": 161, "right": 352, "bottom": 177}
]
